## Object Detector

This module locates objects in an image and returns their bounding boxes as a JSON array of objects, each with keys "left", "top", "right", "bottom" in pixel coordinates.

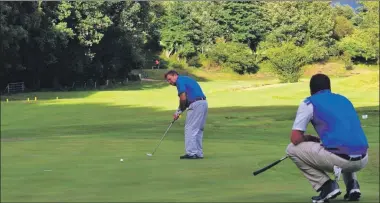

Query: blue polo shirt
[
  {"left": 293, "top": 89, "right": 368, "bottom": 155},
  {"left": 176, "top": 75, "right": 206, "bottom": 102}
]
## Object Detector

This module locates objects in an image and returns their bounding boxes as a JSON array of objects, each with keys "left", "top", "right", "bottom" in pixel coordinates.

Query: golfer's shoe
[
  {"left": 179, "top": 154, "right": 203, "bottom": 159},
  {"left": 344, "top": 180, "right": 361, "bottom": 201},
  {"left": 312, "top": 180, "right": 341, "bottom": 203}
]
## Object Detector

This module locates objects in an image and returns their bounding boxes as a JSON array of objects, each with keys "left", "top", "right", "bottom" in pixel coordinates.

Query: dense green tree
[
  {"left": 0, "top": 2, "right": 35, "bottom": 84},
  {"left": 338, "top": 2, "right": 379, "bottom": 63},
  {"left": 333, "top": 4, "right": 355, "bottom": 19},
  {"left": 216, "top": 1, "right": 270, "bottom": 51},
  {"left": 333, "top": 16, "right": 354, "bottom": 39},
  {"left": 159, "top": 2, "right": 202, "bottom": 59},
  {"left": 0, "top": 1, "right": 378, "bottom": 89},
  {"left": 256, "top": 2, "right": 336, "bottom": 82}
]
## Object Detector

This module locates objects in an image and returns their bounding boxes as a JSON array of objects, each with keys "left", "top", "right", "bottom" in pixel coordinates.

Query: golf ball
[
  {"left": 120, "top": 158, "right": 123, "bottom": 162},
  {"left": 362, "top": 115, "right": 368, "bottom": 119}
]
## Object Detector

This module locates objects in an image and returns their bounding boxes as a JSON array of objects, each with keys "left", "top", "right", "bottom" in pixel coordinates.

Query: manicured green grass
[{"left": 1, "top": 71, "right": 379, "bottom": 202}]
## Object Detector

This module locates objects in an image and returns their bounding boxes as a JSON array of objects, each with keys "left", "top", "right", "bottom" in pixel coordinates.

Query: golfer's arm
[
  {"left": 291, "top": 102, "right": 313, "bottom": 145},
  {"left": 178, "top": 92, "right": 187, "bottom": 112},
  {"left": 291, "top": 130, "right": 307, "bottom": 145}
]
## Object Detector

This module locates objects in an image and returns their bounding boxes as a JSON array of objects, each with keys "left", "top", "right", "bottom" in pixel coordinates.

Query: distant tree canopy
[{"left": 1, "top": 1, "right": 378, "bottom": 89}]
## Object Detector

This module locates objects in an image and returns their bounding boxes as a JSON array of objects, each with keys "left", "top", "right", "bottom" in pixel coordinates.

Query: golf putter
[
  {"left": 146, "top": 115, "right": 182, "bottom": 157},
  {"left": 253, "top": 155, "right": 288, "bottom": 176}
]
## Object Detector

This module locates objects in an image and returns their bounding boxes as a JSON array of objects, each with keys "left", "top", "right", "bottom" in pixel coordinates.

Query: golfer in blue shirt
[
  {"left": 287, "top": 74, "right": 369, "bottom": 203},
  {"left": 165, "top": 70, "right": 208, "bottom": 159}
]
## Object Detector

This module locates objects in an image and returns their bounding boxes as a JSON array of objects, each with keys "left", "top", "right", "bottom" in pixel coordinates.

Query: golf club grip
[{"left": 253, "top": 159, "right": 283, "bottom": 176}]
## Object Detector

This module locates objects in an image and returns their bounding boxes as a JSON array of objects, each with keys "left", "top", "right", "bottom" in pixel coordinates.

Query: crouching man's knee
[{"left": 286, "top": 143, "right": 298, "bottom": 157}]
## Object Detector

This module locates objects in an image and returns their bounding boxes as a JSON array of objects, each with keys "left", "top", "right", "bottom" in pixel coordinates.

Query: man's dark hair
[
  {"left": 164, "top": 70, "right": 179, "bottom": 79},
  {"left": 310, "top": 73, "right": 331, "bottom": 95}
]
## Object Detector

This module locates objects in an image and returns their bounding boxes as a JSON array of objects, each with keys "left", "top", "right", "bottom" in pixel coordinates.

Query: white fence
[{"left": 3, "top": 82, "right": 25, "bottom": 94}]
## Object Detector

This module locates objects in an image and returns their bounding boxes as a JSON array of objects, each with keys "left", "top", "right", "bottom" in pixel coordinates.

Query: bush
[
  {"left": 303, "top": 40, "right": 330, "bottom": 63},
  {"left": 171, "top": 62, "right": 184, "bottom": 69},
  {"left": 327, "top": 43, "right": 341, "bottom": 57},
  {"left": 342, "top": 52, "right": 354, "bottom": 70},
  {"left": 265, "top": 42, "right": 307, "bottom": 83},
  {"left": 338, "top": 28, "right": 379, "bottom": 63},
  {"left": 187, "top": 56, "right": 202, "bottom": 67},
  {"left": 257, "top": 60, "right": 275, "bottom": 74},
  {"left": 160, "top": 52, "right": 188, "bottom": 69},
  {"left": 333, "top": 16, "right": 354, "bottom": 39},
  {"left": 177, "top": 43, "right": 197, "bottom": 59},
  {"left": 206, "top": 42, "right": 258, "bottom": 74}
]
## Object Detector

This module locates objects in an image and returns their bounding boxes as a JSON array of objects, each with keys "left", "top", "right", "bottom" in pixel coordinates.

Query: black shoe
[
  {"left": 179, "top": 154, "right": 203, "bottom": 159},
  {"left": 312, "top": 180, "right": 341, "bottom": 203},
  {"left": 344, "top": 180, "right": 361, "bottom": 201}
]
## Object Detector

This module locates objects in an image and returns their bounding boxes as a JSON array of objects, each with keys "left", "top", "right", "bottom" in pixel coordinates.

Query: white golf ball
[
  {"left": 120, "top": 158, "right": 123, "bottom": 162},
  {"left": 362, "top": 115, "right": 368, "bottom": 119}
]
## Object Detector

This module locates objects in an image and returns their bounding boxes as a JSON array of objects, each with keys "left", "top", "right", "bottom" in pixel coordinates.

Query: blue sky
[{"left": 331, "top": 0, "right": 361, "bottom": 9}]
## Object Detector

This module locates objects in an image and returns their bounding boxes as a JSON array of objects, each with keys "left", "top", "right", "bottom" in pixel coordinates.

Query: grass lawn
[{"left": 1, "top": 71, "right": 379, "bottom": 202}]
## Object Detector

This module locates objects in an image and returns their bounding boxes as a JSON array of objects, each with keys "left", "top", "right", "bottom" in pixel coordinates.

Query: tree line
[{"left": 1, "top": 1, "right": 378, "bottom": 90}]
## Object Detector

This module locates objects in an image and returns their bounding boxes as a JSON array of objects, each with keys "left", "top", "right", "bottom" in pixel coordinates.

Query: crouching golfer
[
  {"left": 286, "top": 74, "right": 369, "bottom": 203},
  {"left": 164, "top": 70, "right": 208, "bottom": 159}
]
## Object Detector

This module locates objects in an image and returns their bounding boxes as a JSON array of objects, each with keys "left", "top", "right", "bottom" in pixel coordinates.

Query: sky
[{"left": 331, "top": 0, "right": 362, "bottom": 9}]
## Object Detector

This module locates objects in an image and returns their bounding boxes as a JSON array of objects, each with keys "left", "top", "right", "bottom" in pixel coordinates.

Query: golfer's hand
[
  {"left": 305, "top": 135, "right": 320, "bottom": 143},
  {"left": 173, "top": 110, "right": 182, "bottom": 120},
  {"left": 173, "top": 113, "right": 180, "bottom": 120}
]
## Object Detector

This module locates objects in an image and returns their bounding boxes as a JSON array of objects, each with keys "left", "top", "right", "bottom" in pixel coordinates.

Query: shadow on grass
[
  {"left": 0, "top": 91, "right": 97, "bottom": 102},
  {"left": 0, "top": 71, "right": 211, "bottom": 102},
  {"left": 2, "top": 102, "right": 378, "bottom": 146},
  {"left": 0, "top": 81, "right": 169, "bottom": 101}
]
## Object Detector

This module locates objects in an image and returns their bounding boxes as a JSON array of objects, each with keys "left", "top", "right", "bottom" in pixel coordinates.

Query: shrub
[
  {"left": 171, "top": 62, "right": 184, "bottom": 69},
  {"left": 342, "top": 52, "right": 354, "bottom": 70},
  {"left": 265, "top": 42, "right": 307, "bottom": 83},
  {"left": 187, "top": 55, "right": 202, "bottom": 68},
  {"left": 303, "top": 40, "right": 330, "bottom": 63},
  {"left": 206, "top": 42, "right": 258, "bottom": 74},
  {"left": 338, "top": 28, "right": 379, "bottom": 63},
  {"left": 333, "top": 16, "right": 354, "bottom": 39}
]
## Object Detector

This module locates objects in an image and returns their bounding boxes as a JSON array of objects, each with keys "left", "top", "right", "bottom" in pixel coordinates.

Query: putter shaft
[
  {"left": 149, "top": 120, "right": 175, "bottom": 156},
  {"left": 253, "top": 155, "right": 288, "bottom": 176}
]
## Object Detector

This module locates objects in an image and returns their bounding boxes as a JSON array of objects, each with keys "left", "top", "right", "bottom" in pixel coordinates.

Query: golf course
[
  {"left": 1, "top": 1, "right": 379, "bottom": 202},
  {"left": 1, "top": 66, "right": 379, "bottom": 202}
]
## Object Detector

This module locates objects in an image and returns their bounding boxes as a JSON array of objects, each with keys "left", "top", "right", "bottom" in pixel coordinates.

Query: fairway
[{"left": 1, "top": 72, "right": 379, "bottom": 202}]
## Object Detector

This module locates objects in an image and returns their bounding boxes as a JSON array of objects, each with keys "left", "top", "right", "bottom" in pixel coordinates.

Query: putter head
[{"left": 146, "top": 153, "right": 153, "bottom": 157}]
